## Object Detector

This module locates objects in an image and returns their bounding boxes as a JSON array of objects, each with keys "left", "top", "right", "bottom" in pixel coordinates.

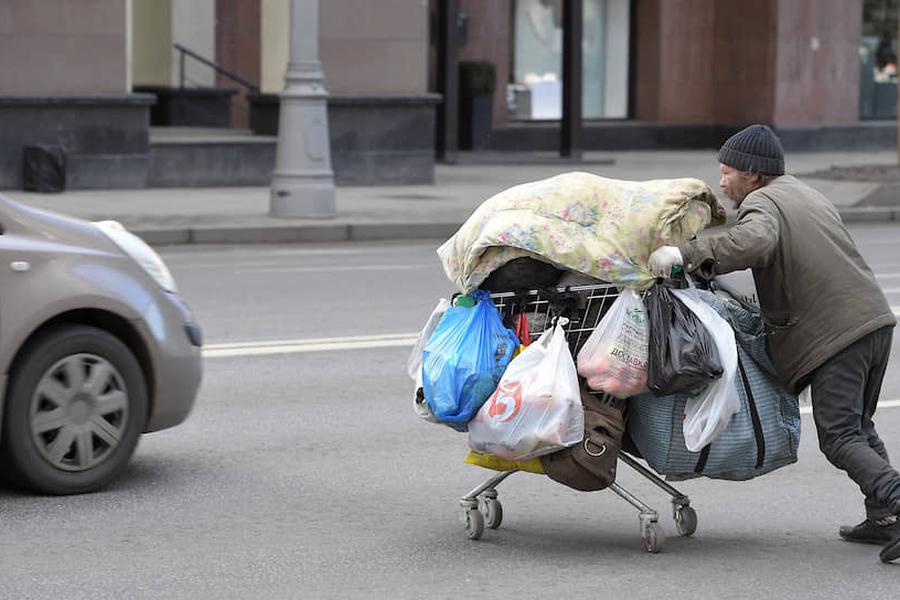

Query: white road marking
[
  {"left": 203, "top": 333, "right": 418, "bottom": 358},
  {"left": 230, "top": 264, "right": 433, "bottom": 274},
  {"left": 800, "top": 399, "right": 900, "bottom": 415},
  {"left": 208, "top": 334, "right": 900, "bottom": 414},
  {"left": 173, "top": 261, "right": 434, "bottom": 272},
  {"left": 162, "top": 244, "right": 436, "bottom": 261},
  {"left": 208, "top": 302, "right": 900, "bottom": 357}
]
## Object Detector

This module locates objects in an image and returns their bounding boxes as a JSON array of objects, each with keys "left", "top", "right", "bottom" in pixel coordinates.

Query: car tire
[{"left": 1, "top": 324, "right": 148, "bottom": 495}]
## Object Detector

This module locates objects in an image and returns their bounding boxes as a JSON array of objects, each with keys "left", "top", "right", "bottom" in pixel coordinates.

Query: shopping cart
[{"left": 458, "top": 282, "right": 698, "bottom": 553}]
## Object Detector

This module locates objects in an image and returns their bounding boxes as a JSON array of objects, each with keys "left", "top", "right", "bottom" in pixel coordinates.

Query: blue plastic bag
[{"left": 422, "top": 290, "right": 519, "bottom": 430}]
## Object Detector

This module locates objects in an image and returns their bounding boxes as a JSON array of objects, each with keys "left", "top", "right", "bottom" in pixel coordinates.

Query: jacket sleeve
[{"left": 679, "top": 195, "right": 779, "bottom": 279}]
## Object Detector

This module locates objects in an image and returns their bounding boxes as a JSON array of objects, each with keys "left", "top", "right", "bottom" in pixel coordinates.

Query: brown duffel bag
[{"left": 539, "top": 385, "right": 625, "bottom": 491}]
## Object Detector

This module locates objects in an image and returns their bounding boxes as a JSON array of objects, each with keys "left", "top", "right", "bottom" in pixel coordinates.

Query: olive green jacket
[{"left": 680, "top": 175, "right": 896, "bottom": 393}]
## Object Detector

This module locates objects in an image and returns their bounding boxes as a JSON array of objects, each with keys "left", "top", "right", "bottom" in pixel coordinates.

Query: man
[{"left": 648, "top": 124, "right": 900, "bottom": 563}]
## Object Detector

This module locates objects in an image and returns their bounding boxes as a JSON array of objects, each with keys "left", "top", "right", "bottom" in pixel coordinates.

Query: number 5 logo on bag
[{"left": 486, "top": 380, "right": 523, "bottom": 423}]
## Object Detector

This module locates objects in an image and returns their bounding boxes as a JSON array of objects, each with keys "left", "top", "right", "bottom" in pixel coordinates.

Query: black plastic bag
[
  {"left": 480, "top": 257, "right": 564, "bottom": 291},
  {"left": 644, "top": 280, "right": 723, "bottom": 396}
]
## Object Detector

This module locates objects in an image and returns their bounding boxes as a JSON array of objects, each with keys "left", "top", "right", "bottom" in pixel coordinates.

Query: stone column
[{"left": 270, "top": 0, "right": 336, "bottom": 218}]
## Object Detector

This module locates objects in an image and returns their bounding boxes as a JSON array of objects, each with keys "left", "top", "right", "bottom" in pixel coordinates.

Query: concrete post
[
  {"left": 435, "top": 0, "right": 459, "bottom": 163},
  {"left": 269, "top": 0, "right": 336, "bottom": 219},
  {"left": 561, "top": 0, "right": 583, "bottom": 159}
]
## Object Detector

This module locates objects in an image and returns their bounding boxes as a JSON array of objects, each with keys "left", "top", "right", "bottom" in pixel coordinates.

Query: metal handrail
[{"left": 174, "top": 43, "right": 260, "bottom": 94}]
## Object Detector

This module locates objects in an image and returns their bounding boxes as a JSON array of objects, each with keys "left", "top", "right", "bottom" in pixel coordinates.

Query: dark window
[{"left": 860, "top": 0, "right": 898, "bottom": 119}]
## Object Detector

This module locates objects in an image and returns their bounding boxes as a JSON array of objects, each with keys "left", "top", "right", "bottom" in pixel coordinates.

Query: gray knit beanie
[{"left": 717, "top": 124, "right": 785, "bottom": 176}]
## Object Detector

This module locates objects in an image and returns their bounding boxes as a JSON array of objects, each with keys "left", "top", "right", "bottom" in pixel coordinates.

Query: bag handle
[
  {"left": 539, "top": 288, "right": 581, "bottom": 322},
  {"left": 584, "top": 438, "right": 608, "bottom": 457}
]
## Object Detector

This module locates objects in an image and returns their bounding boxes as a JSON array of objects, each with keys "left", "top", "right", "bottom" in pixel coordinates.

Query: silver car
[{"left": 0, "top": 194, "right": 202, "bottom": 495}]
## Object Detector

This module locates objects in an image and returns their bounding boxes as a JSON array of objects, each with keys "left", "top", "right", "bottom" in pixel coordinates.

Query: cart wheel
[
  {"left": 483, "top": 498, "right": 503, "bottom": 529},
  {"left": 640, "top": 522, "right": 664, "bottom": 554},
  {"left": 465, "top": 509, "right": 485, "bottom": 540},
  {"left": 675, "top": 506, "right": 698, "bottom": 537}
]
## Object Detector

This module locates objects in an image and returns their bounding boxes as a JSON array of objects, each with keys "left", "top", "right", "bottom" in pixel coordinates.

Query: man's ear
[{"left": 747, "top": 171, "right": 762, "bottom": 188}]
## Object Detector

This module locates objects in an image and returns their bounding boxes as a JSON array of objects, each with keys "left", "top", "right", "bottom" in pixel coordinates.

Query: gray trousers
[{"left": 809, "top": 326, "right": 900, "bottom": 518}]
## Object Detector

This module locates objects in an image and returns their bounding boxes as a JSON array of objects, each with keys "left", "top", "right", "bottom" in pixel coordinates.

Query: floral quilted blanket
[{"left": 438, "top": 172, "right": 724, "bottom": 292}]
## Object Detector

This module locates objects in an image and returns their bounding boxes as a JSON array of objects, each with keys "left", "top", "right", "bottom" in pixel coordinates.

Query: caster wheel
[
  {"left": 483, "top": 498, "right": 503, "bottom": 529},
  {"left": 641, "top": 522, "right": 664, "bottom": 554},
  {"left": 465, "top": 509, "right": 484, "bottom": 540},
  {"left": 675, "top": 506, "right": 697, "bottom": 537}
]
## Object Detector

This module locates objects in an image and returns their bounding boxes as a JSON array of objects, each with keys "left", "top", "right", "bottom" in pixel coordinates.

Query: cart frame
[{"left": 457, "top": 283, "right": 697, "bottom": 553}]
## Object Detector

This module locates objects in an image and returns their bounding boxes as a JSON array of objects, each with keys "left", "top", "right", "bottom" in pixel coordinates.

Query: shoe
[
  {"left": 880, "top": 533, "right": 900, "bottom": 563},
  {"left": 839, "top": 516, "right": 900, "bottom": 545}
]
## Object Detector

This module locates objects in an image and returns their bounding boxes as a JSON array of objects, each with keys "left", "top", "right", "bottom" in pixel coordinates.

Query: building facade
[
  {"left": 0, "top": 0, "right": 896, "bottom": 189},
  {"left": 452, "top": 0, "right": 897, "bottom": 151}
]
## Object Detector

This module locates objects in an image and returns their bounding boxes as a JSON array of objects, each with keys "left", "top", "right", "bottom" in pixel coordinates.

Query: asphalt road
[{"left": 2, "top": 225, "right": 900, "bottom": 599}]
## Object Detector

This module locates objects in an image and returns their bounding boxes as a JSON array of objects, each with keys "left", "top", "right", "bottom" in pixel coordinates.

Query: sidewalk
[{"left": 3, "top": 149, "right": 898, "bottom": 246}]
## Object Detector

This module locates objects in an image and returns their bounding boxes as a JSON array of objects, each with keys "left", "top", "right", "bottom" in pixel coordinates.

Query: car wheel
[{"left": 1, "top": 324, "right": 148, "bottom": 495}]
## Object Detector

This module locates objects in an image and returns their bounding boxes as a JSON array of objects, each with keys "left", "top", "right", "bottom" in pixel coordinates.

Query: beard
[{"left": 723, "top": 182, "right": 752, "bottom": 208}]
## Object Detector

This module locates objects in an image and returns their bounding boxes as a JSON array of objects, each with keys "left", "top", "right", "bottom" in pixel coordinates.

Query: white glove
[{"left": 648, "top": 246, "right": 683, "bottom": 278}]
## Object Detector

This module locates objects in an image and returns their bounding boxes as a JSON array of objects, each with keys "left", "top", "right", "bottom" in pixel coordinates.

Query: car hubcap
[{"left": 30, "top": 353, "right": 129, "bottom": 472}]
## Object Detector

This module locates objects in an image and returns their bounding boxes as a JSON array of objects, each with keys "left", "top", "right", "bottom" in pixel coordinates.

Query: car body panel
[
  {"left": 135, "top": 291, "right": 202, "bottom": 431},
  {"left": 0, "top": 194, "right": 201, "bottom": 440}
]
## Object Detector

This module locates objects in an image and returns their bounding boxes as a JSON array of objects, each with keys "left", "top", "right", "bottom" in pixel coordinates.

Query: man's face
[{"left": 718, "top": 164, "right": 758, "bottom": 208}]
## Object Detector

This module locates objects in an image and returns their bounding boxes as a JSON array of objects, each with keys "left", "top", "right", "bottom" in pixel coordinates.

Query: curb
[
  {"left": 133, "top": 222, "right": 464, "bottom": 246},
  {"left": 132, "top": 208, "right": 899, "bottom": 247},
  {"left": 837, "top": 207, "right": 899, "bottom": 223}
]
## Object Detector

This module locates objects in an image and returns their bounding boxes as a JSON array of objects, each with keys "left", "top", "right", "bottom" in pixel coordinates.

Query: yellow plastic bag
[{"left": 464, "top": 450, "right": 545, "bottom": 474}]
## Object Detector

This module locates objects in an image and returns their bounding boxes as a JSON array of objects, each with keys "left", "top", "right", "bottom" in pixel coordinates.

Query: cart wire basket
[{"left": 458, "top": 282, "right": 698, "bottom": 553}]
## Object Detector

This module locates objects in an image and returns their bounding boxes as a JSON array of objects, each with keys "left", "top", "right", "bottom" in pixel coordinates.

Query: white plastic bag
[
  {"left": 467, "top": 318, "right": 584, "bottom": 461},
  {"left": 576, "top": 288, "right": 648, "bottom": 398},
  {"left": 408, "top": 298, "right": 450, "bottom": 423},
  {"left": 671, "top": 288, "right": 740, "bottom": 451},
  {"left": 407, "top": 298, "right": 450, "bottom": 380},
  {"left": 413, "top": 368, "right": 439, "bottom": 423},
  {"left": 713, "top": 269, "right": 759, "bottom": 310}
]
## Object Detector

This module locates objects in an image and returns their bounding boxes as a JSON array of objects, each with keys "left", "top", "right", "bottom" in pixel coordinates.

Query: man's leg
[
  {"left": 810, "top": 327, "right": 900, "bottom": 522},
  {"left": 862, "top": 358, "right": 894, "bottom": 520}
]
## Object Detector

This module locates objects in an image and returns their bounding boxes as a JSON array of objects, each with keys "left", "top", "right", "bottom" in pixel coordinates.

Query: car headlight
[{"left": 93, "top": 220, "right": 178, "bottom": 293}]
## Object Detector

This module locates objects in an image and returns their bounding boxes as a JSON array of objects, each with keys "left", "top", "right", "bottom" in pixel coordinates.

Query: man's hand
[{"left": 648, "top": 246, "right": 683, "bottom": 278}]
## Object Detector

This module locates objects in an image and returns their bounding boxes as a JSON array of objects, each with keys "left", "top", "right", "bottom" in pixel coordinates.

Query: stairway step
[
  {"left": 148, "top": 139, "right": 275, "bottom": 187},
  {"left": 149, "top": 127, "right": 274, "bottom": 144}
]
